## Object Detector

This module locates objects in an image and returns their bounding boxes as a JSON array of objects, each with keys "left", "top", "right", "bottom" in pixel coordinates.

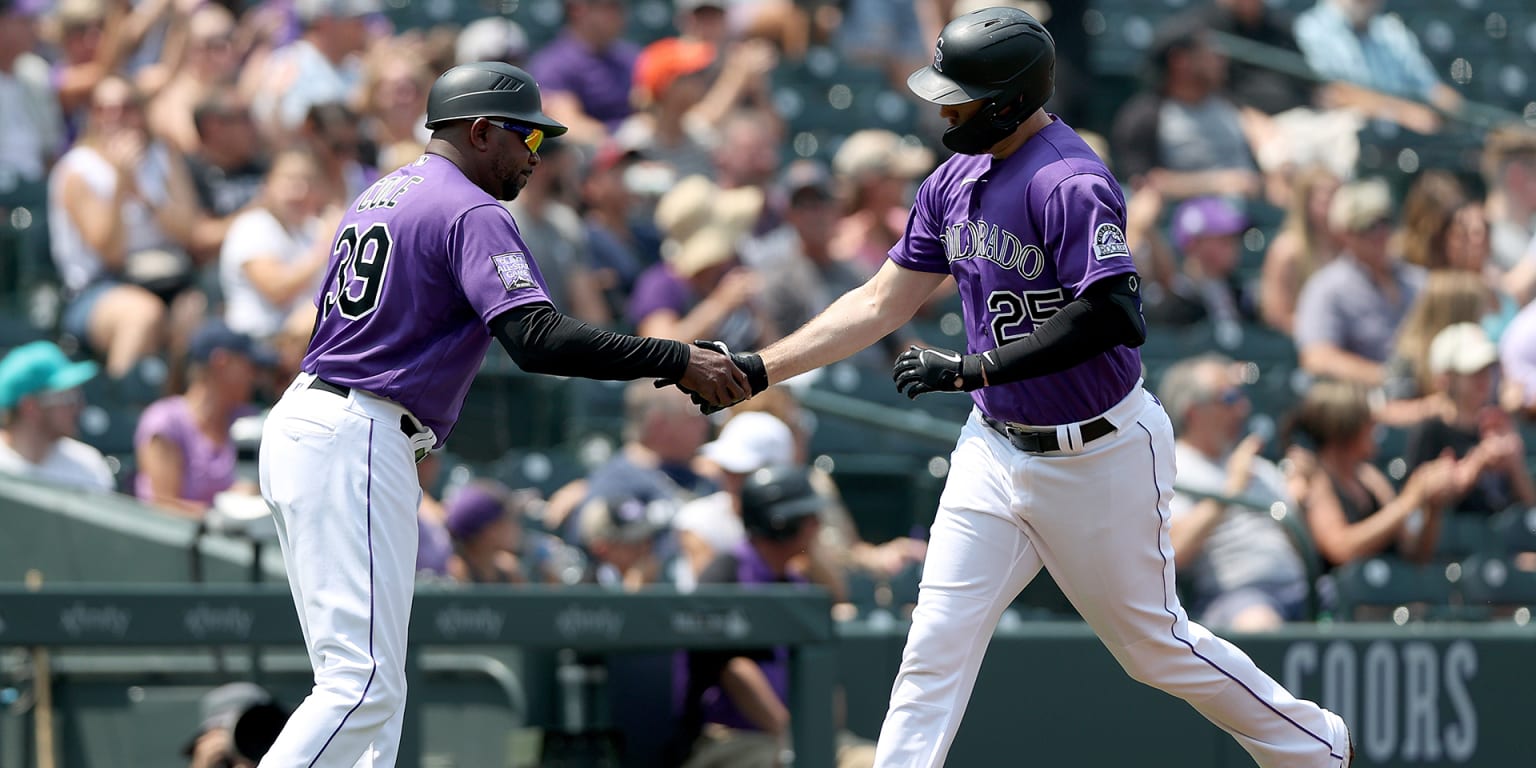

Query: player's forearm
[{"left": 493, "top": 303, "right": 689, "bottom": 381}]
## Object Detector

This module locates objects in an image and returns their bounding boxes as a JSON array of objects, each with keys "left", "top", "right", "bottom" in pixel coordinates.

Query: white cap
[
  {"left": 294, "top": 0, "right": 380, "bottom": 23},
  {"left": 701, "top": 412, "right": 795, "bottom": 474},
  {"left": 833, "top": 130, "right": 933, "bottom": 182},
  {"left": 1428, "top": 322, "right": 1498, "bottom": 375},
  {"left": 456, "top": 17, "right": 529, "bottom": 65}
]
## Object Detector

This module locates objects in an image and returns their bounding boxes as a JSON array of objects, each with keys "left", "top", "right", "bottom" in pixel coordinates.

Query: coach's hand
[
  {"left": 676, "top": 342, "right": 752, "bottom": 409},
  {"left": 893, "top": 345, "right": 986, "bottom": 398}
]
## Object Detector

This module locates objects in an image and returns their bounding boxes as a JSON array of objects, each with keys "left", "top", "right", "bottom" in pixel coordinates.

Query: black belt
[
  {"left": 308, "top": 377, "right": 423, "bottom": 438},
  {"left": 982, "top": 414, "right": 1116, "bottom": 454}
]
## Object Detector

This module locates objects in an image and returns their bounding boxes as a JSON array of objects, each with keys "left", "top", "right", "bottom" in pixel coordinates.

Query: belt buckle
[{"left": 1006, "top": 425, "right": 1049, "bottom": 453}]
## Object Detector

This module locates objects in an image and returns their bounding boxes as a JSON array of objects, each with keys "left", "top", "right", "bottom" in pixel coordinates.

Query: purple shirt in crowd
[
  {"left": 888, "top": 116, "right": 1141, "bottom": 425},
  {"left": 528, "top": 33, "right": 639, "bottom": 130},
  {"left": 134, "top": 397, "right": 248, "bottom": 505},
  {"left": 302, "top": 154, "right": 555, "bottom": 445}
]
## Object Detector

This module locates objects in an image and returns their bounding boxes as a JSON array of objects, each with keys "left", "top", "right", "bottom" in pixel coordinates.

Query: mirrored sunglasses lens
[{"left": 525, "top": 128, "right": 543, "bottom": 153}]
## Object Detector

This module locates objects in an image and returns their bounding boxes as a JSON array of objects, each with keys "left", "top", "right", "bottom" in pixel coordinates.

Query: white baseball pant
[
  {"left": 873, "top": 387, "right": 1350, "bottom": 767},
  {"left": 258, "top": 372, "right": 425, "bottom": 767}
]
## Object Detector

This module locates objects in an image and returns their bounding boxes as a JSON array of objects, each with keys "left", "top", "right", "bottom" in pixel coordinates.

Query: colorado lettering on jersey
[
  {"left": 941, "top": 218, "right": 1047, "bottom": 279},
  {"left": 355, "top": 175, "right": 425, "bottom": 212}
]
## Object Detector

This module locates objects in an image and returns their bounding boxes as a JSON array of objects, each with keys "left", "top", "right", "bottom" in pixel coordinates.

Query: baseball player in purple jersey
[
  {"left": 696, "top": 8, "right": 1353, "bottom": 767},
  {"left": 256, "top": 62, "right": 747, "bottom": 767}
]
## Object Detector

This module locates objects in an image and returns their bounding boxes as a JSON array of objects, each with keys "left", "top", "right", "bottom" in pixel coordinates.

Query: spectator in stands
[
  {"left": 836, "top": 0, "right": 927, "bottom": 86},
  {"left": 145, "top": 4, "right": 240, "bottom": 155},
  {"left": 444, "top": 480, "right": 531, "bottom": 584},
  {"left": 1294, "top": 0, "right": 1462, "bottom": 121},
  {"left": 134, "top": 319, "right": 267, "bottom": 517},
  {"left": 181, "top": 682, "right": 288, "bottom": 768},
  {"left": 414, "top": 450, "right": 453, "bottom": 580},
  {"left": 528, "top": 0, "right": 638, "bottom": 145},
  {"left": 0, "top": 340, "right": 114, "bottom": 492},
  {"left": 1260, "top": 165, "right": 1341, "bottom": 334},
  {"left": 631, "top": 174, "right": 771, "bottom": 350},
  {"left": 250, "top": 0, "right": 374, "bottom": 136},
  {"left": 1291, "top": 379, "right": 1460, "bottom": 569},
  {"left": 48, "top": 75, "right": 202, "bottom": 378},
  {"left": 674, "top": 0, "right": 730, "bottom": 48},
  {"left": 545, "top": 382, "right": 716, "bottom": 541},
  {"left": 830, "top": 129, "right": 934, "bottom": 275},
  {"left": 580, "top": 140, "right": 658, "bottom": 318},
  {"left": 1109, "top": 16, "right": 1263, "bottom": 201},
  {"left": 711, "top": 108, "right": 784, "bottom": 227},
  {"left": 503, "top": 140, "right": 611, "bottom": 325},
  {"left": 670, "top": 465, "right": 875, "bottom": 768},
  {"left": 0, "top": 0, "right": 63, "bottom": 193},
  {"left": 454, "top": 16, "right": 529, "bottom": 68},
  {"left": 1159, "top": 354, "right": 1310, "bottom": 630},
  {"left": 1194, "top": 0, "right": 1315, "bottom": 115},
  {"left": 1480, "top": 125, "right": 1536, "bottom": 276},
  {"left": 1396, "top": 170, "right": 1469, "bottom": 269},
  {"left": 219, "top": 149, "right": 335, "bottom": 344},
  {"left": 356, "top": 50, "right": 432, "bottom": 174},
  {"left": 574, "top": 483, "right": 673, "bottom": 588},
  {"left": 1404, "top": 323, "right": 1536, "bottom": 517},
  {"left": 1293, "top": 178, "right": 1423, "bottom": 386},
  {"left": 47, "top": 0, "right": 133, "bottom": 134},
  {"left": 674, "top": 410, "right": 797, "bottom": 577},
  {"left": 1143, "top": 196, "right": 1256, "bottom": 327},
  {"left": 1499, "top": 300, "right": 1536, "bottom": 418},
  {"left": 185, "top": 93, "right": 269, "bottom": 220},
  {"left": 299, "top": 101, "right": 376, "bottom": 207},
  {"left": 617, "top": 35, "right": 772, "bottom": 182},
  {"left": 1381, "top": 270, "right": 1491, "bottom": 404}
]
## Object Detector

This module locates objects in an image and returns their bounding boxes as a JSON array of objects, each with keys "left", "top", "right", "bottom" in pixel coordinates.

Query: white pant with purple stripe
[
  {"left": 873, "top": 387, "right": 1351, "bottom": 767},
  {"left": 258, "top": 373, "right": 424, "bottom": 767}
]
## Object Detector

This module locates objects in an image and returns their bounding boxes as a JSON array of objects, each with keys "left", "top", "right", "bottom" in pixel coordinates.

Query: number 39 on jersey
[{"left": 323, "top": 223, "right": 394, "bottom": 320}]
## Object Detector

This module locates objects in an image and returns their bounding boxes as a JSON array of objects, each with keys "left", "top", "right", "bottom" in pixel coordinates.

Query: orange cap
[{"left": 633, "top": 37, "right": 716, "bottom": 103}]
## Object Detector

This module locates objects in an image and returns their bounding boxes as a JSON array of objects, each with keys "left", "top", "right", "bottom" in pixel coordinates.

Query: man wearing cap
[
  {"left": 183, "top": 682, "right": 288, "bottom": 768},
  {"left": 0, "top": 0, "right": 63, "bottom": 192},
  {"left": 1294, "top": 178, "right": 1424, "bottom": 386},
  {"left": 528, "top": 0, "right": 639, "bottom": 145},
  {"left": 671, "top": 465, "right": 874, "bottom": 768},
  {"left": 443, "top": 479, "right": 530, "bottom": 583},
  {"left": 1144, "top": 196, "right": 1254, "bottom": 327},
  {"left": 1404, "top": 323, "right": 1536, "bottom": 516},
  {"left": 673, "top": 411, "right": 796, "bottom": 576},
  {"left": 252, "top": 0, "right": 377, "bottom": 133},
  {"left": 135, "top": 320, "right": 268, "bottom": 516},
  {"left": 0, "top": 340, "right": 114, "bottom": 491},
  {"left": 614, "top": 35, "right": 723, "bottom": 181},
  {"left": 831, "top": 129, "right": 935, "bottom": 274}
]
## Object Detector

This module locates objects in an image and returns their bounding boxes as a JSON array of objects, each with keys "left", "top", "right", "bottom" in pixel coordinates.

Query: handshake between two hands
[
  {"left": 659, "top": 341, "right": 983, "bottom": 416},
  {"left": 656, "top": 340, "right": 770, "bottom": 415}
]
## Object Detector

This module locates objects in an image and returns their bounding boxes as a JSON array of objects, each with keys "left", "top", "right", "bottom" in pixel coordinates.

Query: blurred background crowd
[{"left": 4, "top": 0, "right": 1536, "bottom": 636}]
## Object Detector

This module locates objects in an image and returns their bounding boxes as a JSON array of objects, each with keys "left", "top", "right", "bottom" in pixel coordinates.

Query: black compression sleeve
[
  {"left": 978, "top": 273, "right": 1147, "bottom": 386},
  {"left": 491, "top": 303, "right": 690, "bottom": 381}
]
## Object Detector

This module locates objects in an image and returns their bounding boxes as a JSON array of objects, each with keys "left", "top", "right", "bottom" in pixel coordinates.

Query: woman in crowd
[{"left": 1260, "top": 165, "right": 1341, "bottom": 334}]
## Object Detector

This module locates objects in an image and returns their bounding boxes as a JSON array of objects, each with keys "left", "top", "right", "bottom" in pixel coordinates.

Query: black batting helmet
[
  {"left": 424, "top": 61, "right": 569, "bottom": 137},
  {"left": 908, "top": 6, "right": 1055, "bottom": 154},
  {"left": 740, "top": 466, "right": 825, "bottom": 541}
]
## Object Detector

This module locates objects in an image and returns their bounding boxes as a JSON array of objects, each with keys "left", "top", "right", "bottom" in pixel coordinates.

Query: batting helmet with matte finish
[
  {"left": 424, "top": 61, "right": 569, "bottom": 136},
  {"left": 740, "top": 466, "right": 825, "bottom": 541},
  {"left": 908, "top": 6, "right": 1054, "bottom": 154}
]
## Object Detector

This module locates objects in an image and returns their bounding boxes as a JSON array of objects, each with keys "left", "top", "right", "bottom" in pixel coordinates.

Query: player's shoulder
[{"left": 1031, "top": 120, "right": 1119, "bottom": 189}]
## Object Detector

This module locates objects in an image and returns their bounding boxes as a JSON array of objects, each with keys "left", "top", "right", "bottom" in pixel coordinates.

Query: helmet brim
[
  {"left": 423, "top": 108, "right": 569, "bottom": 138},
  {"left": 907, "top": 65, "right": 995, "bottom": 106}
]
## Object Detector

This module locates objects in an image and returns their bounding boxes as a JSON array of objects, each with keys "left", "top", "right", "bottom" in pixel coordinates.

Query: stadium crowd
[{"left": 1, "top": 0, "right": 1535, "bottom": 684}]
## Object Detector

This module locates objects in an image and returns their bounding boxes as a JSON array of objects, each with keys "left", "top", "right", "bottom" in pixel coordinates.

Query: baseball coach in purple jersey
[
  {"left": 694, "top": 8, "right": 1354, "bottom": 767},
  {"left": 256, "top": 62, "right": 747, "bottom": 767}
]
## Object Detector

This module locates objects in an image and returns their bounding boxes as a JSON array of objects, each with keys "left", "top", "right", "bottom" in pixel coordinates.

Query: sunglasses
[
  {"left": 487, "top": 120, "right": 544, "bottom": 153},
  {"left": 1209, "top": 387, "right": 1246, "bottom": 406}
]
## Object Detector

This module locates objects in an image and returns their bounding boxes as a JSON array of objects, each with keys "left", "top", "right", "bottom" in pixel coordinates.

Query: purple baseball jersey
[
  {"left": 301, "top": 154, "right": 554, "bottom": 445},
  {"left": 889, "top": 116, "right": 1142, "bottom": 425}
]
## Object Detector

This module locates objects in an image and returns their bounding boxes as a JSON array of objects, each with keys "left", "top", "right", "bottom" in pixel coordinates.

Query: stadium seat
[
  {"left": 1433, "top": 513, "right": 1497, "bottom": 563},
  {"left": 1488, "top": 506, "right": 1536, "bottom": 555},
  {"left": 1457, "top": 553, "right": 1536, "bottom": 619},
  {"left": 1330, "top": 555, "right": 1459, "bottom": 622}
]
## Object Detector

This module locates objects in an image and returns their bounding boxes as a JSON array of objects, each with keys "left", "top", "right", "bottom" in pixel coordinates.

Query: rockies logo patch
[
  {"left": 492, "top": 252, "right": 535, "bottom": 291},
  {"left": 1092, "top": 223, "right": 1130, "bottom": 261}
]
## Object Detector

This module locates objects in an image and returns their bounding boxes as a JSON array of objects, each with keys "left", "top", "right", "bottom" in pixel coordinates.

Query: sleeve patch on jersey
[
  {"left": 1092, "top": 223, "right": 1130, "bottom": 261},
  {"left": 492, "top": 252, "right": 535, "bottom": 291}
]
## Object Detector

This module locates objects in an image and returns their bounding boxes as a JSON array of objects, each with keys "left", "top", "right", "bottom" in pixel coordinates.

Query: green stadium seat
[
  {"left": 1330, "top": 556, "right": 1458, "bottom": 622},
  {"left": 1489, "top": 506, "right": 1536, "bottom": 555},
  {"left": 1433, "top": 513, "right": 1497, "bottom": 562},
  {"left": 1457, "top": 553, "right": 1536, "bottom": 619}
]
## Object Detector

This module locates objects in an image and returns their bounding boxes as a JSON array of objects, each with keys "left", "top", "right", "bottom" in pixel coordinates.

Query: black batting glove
[{"left": 893, "top": 345, "right": 986, "bottom": 399}]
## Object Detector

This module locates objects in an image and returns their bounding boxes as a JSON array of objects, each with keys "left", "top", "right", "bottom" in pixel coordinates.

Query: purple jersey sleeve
[
  {"left": 1041, "top": 173, "right": 1137, "bottom": 298},
  {"left": 887, "top": 176, "right": 950, "bottom": 274},
  {"left": 448, "top": 203, "right": 554, "bottom": 324}
]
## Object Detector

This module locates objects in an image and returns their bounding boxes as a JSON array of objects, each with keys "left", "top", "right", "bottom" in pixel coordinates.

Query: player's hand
[
  {"left": 673, "top": 341, "right": 753, "bottom": 411},
  {"left": 893, "top": 345, "right": 985, "bottom": 398},
  {"left": 665, "top": 340, "right": 769, "bottom": 414}
]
